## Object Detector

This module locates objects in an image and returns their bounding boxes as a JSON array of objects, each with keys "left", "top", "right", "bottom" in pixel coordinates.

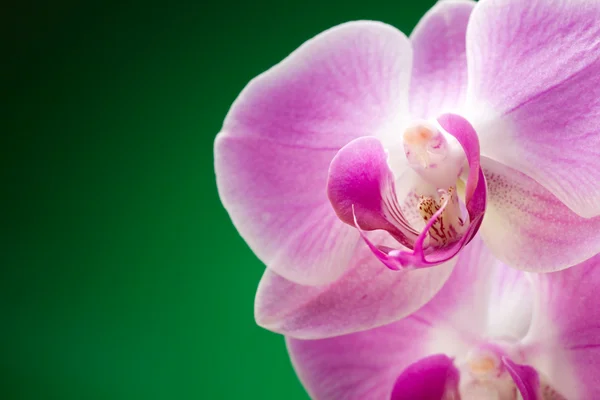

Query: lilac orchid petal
[
  {"left": 284, "top": 237, "right": 502, "bottom": 400},
  {"left": 285, "top": 237, "right": 540, "bottom": 399},
  {"left": 390, "top": 354, "right": 459, "bottom": 400},
  {"left": 484, "top": 260, "right": 533, "bottom": 341},
  {"left": 216, "top": 137, "right": 358, "bottom": 285},
  {"left": 502, "top": 358, "right": 541, "bottom": 400},
  {"left": 466, "top": 0, "right": 600, "bottom": 218},
  {"left": 480, "top": 158, "right": 600, "bottom": 272},
  {"left": 215, "top": 21, "right": 413, "bottom": 285},
  {"left": 286, "top": 321, "right": 430, "bottom": 400},
  {"left": 412, "top": 236, "right": 530, "bottom": 350},
  {"left": 255, "top": 231, "right": 455, "bottom": 339},
  {"left": 524, "top": 253, "right": 600, "bottom": 399},
  {"left": 409, "top": 0, "right": 475, "bottom": 119}
]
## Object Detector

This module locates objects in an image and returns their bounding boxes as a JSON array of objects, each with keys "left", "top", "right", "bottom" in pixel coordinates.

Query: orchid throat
[
  {"left": 404, "top": 122, "right": 468, "bottom": 249},
  {"left": 327, "top": 114, "right": 487, "bottom": 271}
]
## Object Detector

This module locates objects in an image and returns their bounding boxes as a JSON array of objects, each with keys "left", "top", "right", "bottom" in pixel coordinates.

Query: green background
[{"left": 3, "top": 1, "right": 436, "bottom": 398}]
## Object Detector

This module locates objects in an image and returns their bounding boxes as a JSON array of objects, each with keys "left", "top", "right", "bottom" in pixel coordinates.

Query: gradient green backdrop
[{"left": 4, "top": 1, "right": 437, "bottom": 398}]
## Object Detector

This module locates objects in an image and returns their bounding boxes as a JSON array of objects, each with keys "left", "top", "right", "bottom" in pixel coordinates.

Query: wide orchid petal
[
  {"left": 523, "top": 253, "right": 600, "bottom": 399},
  {"left": 215, "top": 21, "right": 413, "bottom": 285},
  {"left": 480, "top": 158, "right": 600, "bottom": 272},
  {"left": 414, "top": 237, "right": 530, "bottom": 353},
  {"left": 285, "top": 237, "right": 534, "bottom": 399},
  {"left": 466, "top": 0, "right": 600, "bottom": 218},
  {"left": 484, "top": 261, "right": 533, "bottom": 341},
  {"left": 390, "top": 354, "right": 460, "bottom": 400},
  {"left": 284, "top": 239, "right": 494, "bottom": 400},
  {"left": 409, "top": 0, "right": 475, "bottom": 119},
  {"left": 503, "top": 358, "right": 541, "bottom": 400},
  {"left": 255, "top": 232, "right": 455, "bottom": 339},
  {"left": 383, "top": 234, "right": 532, "bottom": 360},
  {"left": 286, "top": 320, "right": 430, "bottom": 400}
]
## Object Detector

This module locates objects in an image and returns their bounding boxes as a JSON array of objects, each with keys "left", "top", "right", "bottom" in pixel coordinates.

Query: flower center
[
  {"left": 402, "top": 121, "right": 469, "bottom": 248},
  {"left": 418, "top": 187, "right": 466, "bottom": 248}
]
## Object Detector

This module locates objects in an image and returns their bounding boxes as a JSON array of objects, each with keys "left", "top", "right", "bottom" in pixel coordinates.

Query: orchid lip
[{"left": 327, "top": 113, "right": 487, "bottom": 270}]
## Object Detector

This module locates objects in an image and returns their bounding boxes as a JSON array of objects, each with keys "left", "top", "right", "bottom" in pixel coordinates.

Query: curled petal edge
[{"left": 502, "top": 357, "right": 541, "bottom": 400}]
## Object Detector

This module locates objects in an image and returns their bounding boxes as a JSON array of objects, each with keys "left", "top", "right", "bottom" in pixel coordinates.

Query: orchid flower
[
  {"left": 215, "top": 0, "right": 600, "bottom": 337},
  {"left": 287, "top": 239, "right": 600, "bottom": 400}
]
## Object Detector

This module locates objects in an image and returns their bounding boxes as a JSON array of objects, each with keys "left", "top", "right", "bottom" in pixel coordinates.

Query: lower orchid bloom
[
  {"left": 287, "top": 239, "right": 600, "bottom": 400},
  {"left": 215, "top": 0, "right": 600, "bottom": 337}
]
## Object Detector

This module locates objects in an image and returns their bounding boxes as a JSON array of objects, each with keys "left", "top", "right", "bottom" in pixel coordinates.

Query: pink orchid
[
  {"left": 215, "top": 0, "right": 600, "bottom": 338},
  {"left": 287, "top": 238, "right": 600, "bottom": 399}
]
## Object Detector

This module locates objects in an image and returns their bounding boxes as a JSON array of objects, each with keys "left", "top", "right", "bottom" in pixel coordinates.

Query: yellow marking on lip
[
  {"left": 403, "top": 125, "right": 435, "bottom": 168},
  {"left": 469, "top": 356, "right": 497, "bottom": 375},
  {"left": 403, "top": 125, "right": 434, "bottom": 145}
]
